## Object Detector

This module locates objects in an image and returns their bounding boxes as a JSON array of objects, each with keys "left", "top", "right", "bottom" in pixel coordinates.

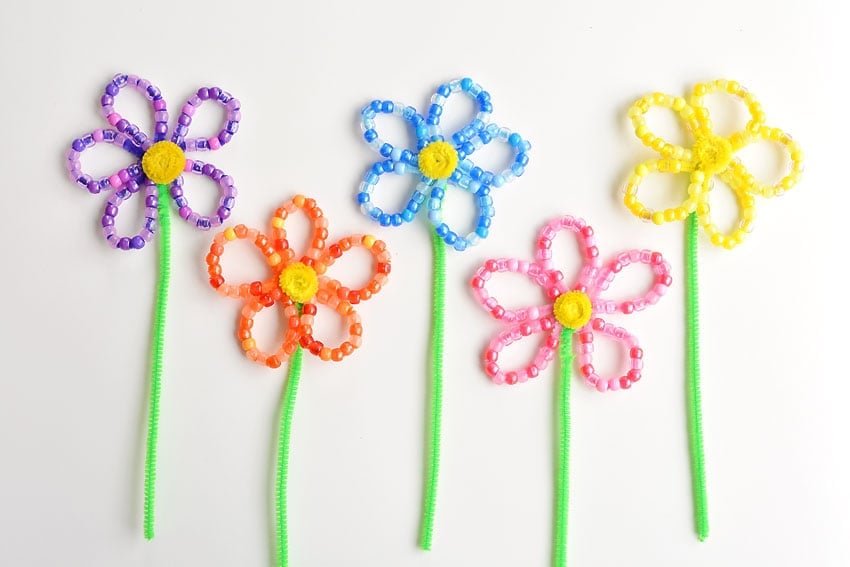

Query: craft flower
[
  {"left": 64, "top": 73, "right": 242, "bottom": 250},
  {"left": 624, "top": 79, "right": 803, "bottom": 249},
  {"left": 356, "top": 77, "right": 532, "bottom": 250},
  {"left": 205, "top": 195, "right": 391, "bottom": 367},
  {"left": 471, "top": 215, "right": 672, "bottom": 390}
]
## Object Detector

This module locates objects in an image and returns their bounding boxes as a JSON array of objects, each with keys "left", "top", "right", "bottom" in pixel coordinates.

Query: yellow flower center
[
  {"left": 141, "top": 141, "right": 186, "bottom": 184},
  {"left": 553, "top": 291, "right": 593, "bottom": 330},
  {"left": 693, "top": 134, "right": 733, "bottom": 174},
  {"left": 279, "top": 262, "right": 319, "bottom": 304},
  {"left": 418, "top": 141, "right": 459, "bottom": 180}
]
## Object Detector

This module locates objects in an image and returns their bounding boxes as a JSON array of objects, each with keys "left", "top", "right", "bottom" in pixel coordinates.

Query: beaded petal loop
[
  {"left": 356, "top": 77, "right": 532, "bottom": 250},
  {"left": 470, "top": 216, "right": 672, "bottom": 390},
  {"left": 624, "top": 79, "right": 803, "bottom": 249},
  {"left": 64, "top": 73, "right": 242, "bottom": 250},
  {"left": 205, "top": 195, "right": 391, "bottom": 366}
]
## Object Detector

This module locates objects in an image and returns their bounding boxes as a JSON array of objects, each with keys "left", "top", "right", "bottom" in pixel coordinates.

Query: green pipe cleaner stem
[
  {"left": 685, "top": 212, "right": 709, "bottom": 541},
  {"left": 419, "top": 227, "right": 445, "bottom": 551},
  {"left": 554, "top": 328, "right": 573, "bottom": 567},
  {"left": 276, "top": 341, "right": 304, "bottom": 567},
  {"left": 143, "top": 183, "right": 172, "bottom": 540}
]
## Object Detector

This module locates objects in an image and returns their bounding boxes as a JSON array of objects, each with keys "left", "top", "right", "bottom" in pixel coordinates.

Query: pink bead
[
  {"left": 154, "top": 99, "right": 167, "bottom": 111},
  {"left": 182, "top": 103, "right": 196, "bottom": 117},
  {"left": 596, "top": 380, "right": 608, "bottom": 393},
  {"left": 108, "top": 174, "right": 122, "bottom": 188},
  {"left": 208, "top": 137, "right": 221, "bottom": 150},
  {"left": 93, "top": 129, "right": 104, "bottom": 142},
  {"left": 118, "top": 169, "right": 130, "bottom": 183},
  {"left": 184, "top": 159, "right": 193, "bottom": 172},
  {"left": 107, "top": 113, "right": 120, "bottom": 126}
]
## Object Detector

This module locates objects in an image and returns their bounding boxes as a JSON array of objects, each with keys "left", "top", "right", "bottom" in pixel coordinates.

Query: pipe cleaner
[
  {"left": 356, "top": 77, "right": 531, "bottom": 550},
  {"left": 470, "top": 214, "right": 671, "bottom": 567},
  {"left": 205, "top": 195, "right": 391, "bottom": 567},
  {"left": 63, "top": 73, "right": 242, "bottom": 539},
  {"left": 623, "top": 79, "right": 803, "bottom": 541}
]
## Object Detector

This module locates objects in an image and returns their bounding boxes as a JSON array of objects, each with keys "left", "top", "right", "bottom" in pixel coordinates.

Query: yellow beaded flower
[{"left": 624, "top": 79, "right": 803, "bottom": 249}]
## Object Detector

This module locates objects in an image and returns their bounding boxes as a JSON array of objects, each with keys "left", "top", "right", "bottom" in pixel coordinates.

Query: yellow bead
[
  {"left": 268, "top": 252, "right": 282, "bottom": 266},
  {"left": 271, "top": 217, "right": 285, "bottom": 229},
  {"left": 224, "top": 228, "right": 237, "bottom": 241}
]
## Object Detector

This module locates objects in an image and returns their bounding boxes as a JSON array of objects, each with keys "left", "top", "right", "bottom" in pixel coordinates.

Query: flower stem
[
  {"left": 275, "top": 344, "right": 304, "bottom": 567},
  {"left": 554, "top": 328, "right": 573, "bottom": 567}
]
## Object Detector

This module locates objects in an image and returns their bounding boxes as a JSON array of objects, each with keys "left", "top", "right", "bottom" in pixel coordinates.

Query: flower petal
[
  {"left": 427, "top": 178, "right": 494, "bottom": 251},
  {"left": 65, "top": 128, "right": 143, "bottom": 194},
  {"left": 727, "top": 125, "right": 804, "bottom": 198},
  {"left": 206, "top": 224, "right": 279, "bottom": 299},
  {"left": 592, "top": 249, "right": 672, "bottom": 315},
  {"left": 689, "top": 79, "right": 767, "bottom": 141},
  {"left": 426, "top": 78, "right": 492, "bottom": 144},
  {"left": 357, "top": 159, "right": 427, "bottom": 227},
  {"left": 236, "top": 296, "right": 299, "bottom": 368},
  {"left": 297, "top": 294, "right": 362, "bottom": 362},
  {"left": 695, "top": 168, "right": 758, "bottom": 250},
  {"left": 360, "top": 99, "right": 428, "bottom": 158},
  {"left": 98, "top": 73, "right": 167, "bottom": 147},
  {"left": 171, "top": 86, "right": 241, "bottom": 151},
  {"left": 534, "top": 215, "right": 603, "bottom": 295},
  {"left": 624, "top": 158, "right": 708, "bottom": 225},
  {"left": 456, "top": 122, "right": 531, "bottom": 188},
  {"left": 482, "top": 316, "right": 559, "bottom": 385},
  {"left": 171, "top": 160, "right": 237, "bottom": 230},
  {"left": 99, "top": 180, "right": 159, "bottom": 251},
  {"left": 317, "top": 234, "right": 391, "bottom": 304},
  {"left": 574, "top": 318, "right": 644, "bottom": 392},
  {"left": 628, "top": 91, "right": 699, "bottom": 161},
  {"left": 269, "top": 195, "right": 328, "bottom": 267},
  {"left": 471, "top": 257, "right": 552, "bottom": 323}
]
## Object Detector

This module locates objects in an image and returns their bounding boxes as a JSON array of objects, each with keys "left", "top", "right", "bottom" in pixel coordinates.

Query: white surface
[{"left": 0, "top": 1, "right": 846, "bottom": 565}]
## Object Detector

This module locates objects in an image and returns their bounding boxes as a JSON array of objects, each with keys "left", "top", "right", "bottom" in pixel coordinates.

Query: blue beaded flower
[{"left": 356, "top": 77, "right": 531, "bottom": 251}]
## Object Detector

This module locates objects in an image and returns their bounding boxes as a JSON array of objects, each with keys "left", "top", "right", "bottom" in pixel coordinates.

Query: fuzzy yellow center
[
  {"left": 553, "top": 291, "right": 593, "bottom": 330},
  {"left": 693, "top": 134, "right": 733, "bottom": 174},
  {"left": 141, "top": 141, "right": 186, "bottom": 184},
  {"left": 279, "top": 262, "right": 318, "bottom": 303},
  {"left": 418, "top": 141, "right": 459, "bottom": 180}
]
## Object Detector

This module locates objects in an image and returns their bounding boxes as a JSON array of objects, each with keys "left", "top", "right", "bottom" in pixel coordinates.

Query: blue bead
[
  {"left": 391, "top": 214, "right": 403, "bottom": 226},
  {"left": 508, "top": 133, "right": 522, "bottom": 147},
  {"left": 416, "top": 125, "right": 429, "bottom": 138},
  {"left": 479, "top": 131, "right": 492, "bottom": 144},
  {"left": 450, "top": 170, "right": 462, "bottom": 183},
  {"left": 413, "top": 191, "right": 426, "bottom": 204},
  {"left": 437, "top": 84, "right": 451, "bottom": 97},
  {"left": 481, "top": 102, "right": 493, "bottom": 113},
  {"left": 462, "top": 141, "right": 475, "bottom": 155},
  {"left": 379, "top": 213, "right": 391, "bottom": 226},
  {"left": 379, "top": 143, "right": 393, "bottom": 157},
  {"left": 401, "top": 149, "right": 414, "bottom": 164},
  {"left": 381, "top": 160, "right": 394, "bottom": 173},
  {"left": 364, "top": 129, "right": 378, "bottom": 142},
  {"left": 366, "top": 172, "right": 379, "bottom": 184},
  {"left": 431, "top": 187, "right": 445, "bottom": 199},
  {"left": 445, "top": 232, "right": 458, "bottom": 245},
  {"left": 454, "top": 240, "right": 467, "bottom": 251},
  {"left": 477, "top": 91, "right": 490, "bottom": 103},
  {"left": 470, "top": 167, "right": 483, "bottom": 181},
  {"left": 452, "top": 132, "right": 466, "bottom": 146},
  {"left": 476, "top": 226, "right": 489, "bottom": 238},
  {"left": 460, "top": 78, "right": 473, "bottom": 91},
  {"left": 403, "top": 106, "right": 416, "bottom": 120},
  {"left": 370, "top": 100, "right": 382, "bottom": 112},
  {"left": 357, "top": 193, "right": 370, "bottom": 204},
  {"left": 516, "top": 152, "right": 529, "bottom": 166},
  {"left": 480, "top": 172, "right": 494, "bottom": 186},
  {"left": 429, "top": 104, "right": 443, "bottom": 117},
  {"left": 426, "top": 116, "right": 439, "bottom": 126},
  {"left": 481, "top": 217, "right": 492, "bottom": 227},
  {"left": 411, "top": 114, "right": 424, "bottom": 127},
  {"left": 476, "top": 186, "right": 490, "bottom": 196},
  {"left": 381, "top": 101, "right": 394, "bottom": 113},
  {"left": 511, "top": 163, "right": 525, "bottom": 176},
  {"left": 369, "top": 208, "right": 381, "bottom": 220},
  {"left": 371, "top": 163, "right": 383, "bottom": 175},
  {"left": 436, "top": 223, "right": 449, "bottom": 237},
  {"left": 402, "top": 209, "right": 415, "bottom": 222}
]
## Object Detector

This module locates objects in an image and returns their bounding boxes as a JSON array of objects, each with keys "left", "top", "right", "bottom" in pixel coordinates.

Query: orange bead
[
  {"left": 234, "top": 224, "right": 248, "bottom": 238},
  {"left": 319, "top": 348, "right": 332, "bottom": 361},
  {"left": 340, "top": 342, "right": 354, "bottom": 355},
  {"left": 266, "top": 356, "right": 281, "bottom": 369},
  {"left": 331, "top": 349, "right": 343, "bottom": 362}
]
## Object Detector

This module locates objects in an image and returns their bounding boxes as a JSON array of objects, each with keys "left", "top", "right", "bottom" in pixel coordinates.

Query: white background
[{"left": 1, "top": 1, "right": 846, "bottom": 566}]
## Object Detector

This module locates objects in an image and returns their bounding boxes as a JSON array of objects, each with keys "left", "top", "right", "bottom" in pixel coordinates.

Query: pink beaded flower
[
  {"left": 470, "top": 215, "right": 672, "bottom": 390},
  {"left": 64, "top": 73, "right": 242, "bottom": 250}
]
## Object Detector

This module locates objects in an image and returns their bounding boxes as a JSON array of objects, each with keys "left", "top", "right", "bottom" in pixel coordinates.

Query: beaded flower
[
  {"left": 471, "top": 215, "right": 672, "bottom": 390},
  {"left": 624, "top": 79, "right": 803, "bottom": 249},
  {"left": 205, "top": 195, "right": 391, "bottom": 367},
  {"left": 356, "top": 77, "right": 532, "bottom": 250},
  {"left": 470, "top": 214, "right": 671, "bottom": 567},
  {"left": 64, "top": 73, "right": 242, "bottom": 250},
  {"left": 204, "top": 195, "right": 390, "bottom": 567}
]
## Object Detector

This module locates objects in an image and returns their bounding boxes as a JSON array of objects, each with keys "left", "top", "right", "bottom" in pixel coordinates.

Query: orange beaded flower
[
  {"left": 205, "top": 194, "right": 391, "bottom": 367},
  {"left": 624, "top": 79, "right": 803, "bottom": 249}
]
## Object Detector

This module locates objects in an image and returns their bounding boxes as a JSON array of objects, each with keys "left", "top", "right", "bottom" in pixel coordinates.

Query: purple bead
[
  {"left": 197, "top": 87, "right": 210, "bottom": 100},
  {"left": 218, "top": 132, "right": 232, "bottom": 144},
  {"left": 179, "top": 207, "right": 191, "bottom": 219},
  {"left": 196, "top": 139, "right": 208, "bottom": 150},
  {"left": 211, "top": 169, "right": 223, "bottom": 181},
  {"left": 118, "top": 237, "right": 131, "bottom": 250},
  {"left": 226, "top": 121, "right": 239, "bottom": 134},
  {"left": 100, "top": 94, "right": 113, "bottom": 106},
  {"left": 197, "top": 218, "right": 211, "bottom": 230},
  {"left": 170, "top": 185, "right": 183, "bottom": 197},
  {"left": 116, "top": 119, "right": 129, "bottom": 132},
  {"left": 101, "top": 215, "right": 114, "bottom": 227},
  {"left": 113, "top": 74, "right": 128, "bottom": 86},
  {"left": 145, "top": 195, "right": 158, "bottom": 207},
  {"left": 105, "top": 204, "right": 118, "bottom": 217},
  {"left": 178, "top": 113, "right": 191, "bottom": 126},
  {"left": 72, "top": 139, "right": 85, "bottom": 152},
  {"left": 174, "top": 123, "right": 188, "bottom": 136},
  {"left": 130, "top": 236, "right": 145, "bottom": 249},
  {"left": 103, "top": 130, "right": 116, "bottom": 141},
  {"left": 202, "top": 163, "right": 214, "bottom": 175},
  {"left": 222, "top": 196, "right": 235, "bottom": 209},
  {"left": 155, "top": 123, "right": 168, "bottom": 137},
  {"left": 218, "top": 206, "right": 231, "bottom": 220},
  {"left": 106, "top": 83, "right": 119, "bottom": 96},
  {"left": 174, "top": 196, "right": 188, "bottom": 208},
  {"left": 88, "top": 182, "right": 101, "bottom": 194},
  {"left": 145, "top": 218, "right": 157, "bottom": 231},
  {"left": 133, "top": 132, "right": 146, "bottom": 145}
]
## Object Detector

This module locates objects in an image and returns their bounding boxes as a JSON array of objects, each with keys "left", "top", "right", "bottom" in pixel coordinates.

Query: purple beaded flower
[{"left": 64, "top": 73, "right": 242, "bottom": 250}]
